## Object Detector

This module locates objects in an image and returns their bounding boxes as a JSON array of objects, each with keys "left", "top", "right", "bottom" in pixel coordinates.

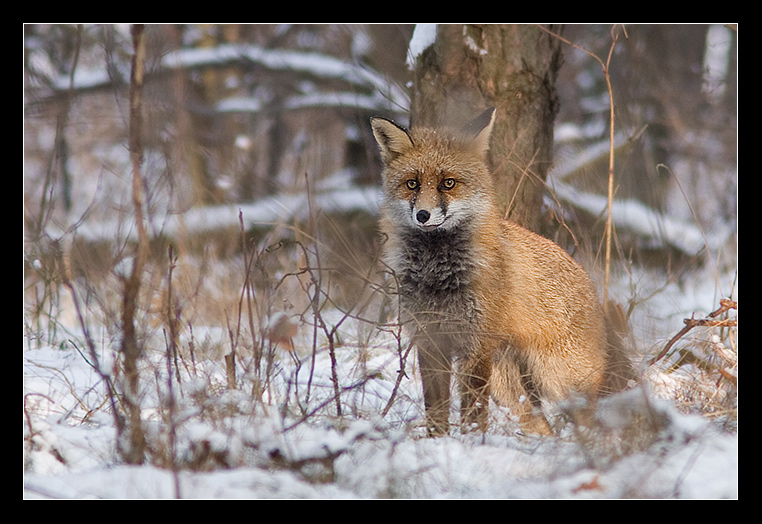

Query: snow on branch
[
  {"left": 52, "top": 186, "right": 382, "bottom": 246},
  {"left": 548, "top": 180, "right": 729, "bottom": 257},
  {"left": 39, "top": 43, "right": 409, "bottom": 113},
  {"left": 162, "top": 44, "right": 409, "bottom": 110}
]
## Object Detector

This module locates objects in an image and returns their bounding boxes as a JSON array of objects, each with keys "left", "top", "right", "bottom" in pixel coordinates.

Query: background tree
[{"left": 411, "top": 24, "right": 563, "bottom": 232}]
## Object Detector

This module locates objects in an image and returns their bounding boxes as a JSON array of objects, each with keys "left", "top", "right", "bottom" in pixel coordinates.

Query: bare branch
[{"left": 650, "top": 298, "right": 737, "bottom": 366}]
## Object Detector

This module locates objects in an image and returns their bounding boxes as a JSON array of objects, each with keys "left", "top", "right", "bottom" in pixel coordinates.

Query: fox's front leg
[
  {"left": 417, "top": 344, "right": 452, "bottom": 437},
  {"left": 459, "top": 351, "right": 491, "bottom": 433}
]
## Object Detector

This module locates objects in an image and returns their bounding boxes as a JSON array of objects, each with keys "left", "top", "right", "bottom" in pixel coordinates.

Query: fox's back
[{"left": 494, "top": 221, "right": 606, "bottom": 367}]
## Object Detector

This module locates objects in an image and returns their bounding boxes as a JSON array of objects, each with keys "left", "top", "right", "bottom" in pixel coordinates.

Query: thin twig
[
  {"left": 538, "top": 24, "right": 625, "bottom": 304},
  {"left": 163, "top": 245, "right": 182, "bottom": 498},
  {"left": 650, "top": 298, "right": 737, "bottom": 365},
  {"left": 283, "top": 375, "right": 378, "bottom": 432},
  {"left": 238, "top": 210, "right": 263, "bottom": 377}
]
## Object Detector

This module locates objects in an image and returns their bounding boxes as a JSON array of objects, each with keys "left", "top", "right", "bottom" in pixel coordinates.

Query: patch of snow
[{"left": 407, "top": 24, "right": 437, "bottom": 69}]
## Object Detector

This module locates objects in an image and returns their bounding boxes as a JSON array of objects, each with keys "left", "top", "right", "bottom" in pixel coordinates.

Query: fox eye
[
  {"left": 440, "top": 178, "right": 456, "bottom": 190},
  {"left": 405, "top": 179, "right": 419, "bottom": 190}
]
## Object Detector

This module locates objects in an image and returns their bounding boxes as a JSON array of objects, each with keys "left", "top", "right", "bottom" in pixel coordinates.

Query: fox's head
[{"left": 371, "top": 108, "right": 496, "bottom": 233}]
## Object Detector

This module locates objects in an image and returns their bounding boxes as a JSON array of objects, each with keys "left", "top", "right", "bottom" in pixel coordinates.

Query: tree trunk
[
  {"left": 119, "top": 24, "right": 149, "bottom": 465},
  {"left": 411, "top": 24, "right": 563, "bottom": 232}
]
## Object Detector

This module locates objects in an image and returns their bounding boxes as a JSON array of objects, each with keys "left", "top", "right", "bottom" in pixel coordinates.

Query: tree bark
[
  {"left": 119, "top": 24, "right": 149, "bottom": 465},
  {"left": 411, "top": 24, "right": 563, "bottom": 232}
]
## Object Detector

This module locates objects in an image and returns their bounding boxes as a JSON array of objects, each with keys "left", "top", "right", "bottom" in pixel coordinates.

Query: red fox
[{"left": 371, "top": 108, "right": 635, "bottom": 436}]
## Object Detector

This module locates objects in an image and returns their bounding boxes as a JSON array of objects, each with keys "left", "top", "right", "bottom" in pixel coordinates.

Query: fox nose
[{"left": 416, "top": 210, "right": 431, "bottom": 224}]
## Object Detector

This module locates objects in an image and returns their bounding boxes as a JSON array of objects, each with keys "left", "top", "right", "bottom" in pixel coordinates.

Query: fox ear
[
  {"left": 464, "top": 107, "right": 496, "bottom": 158},
  {"left": 370, "top": 117, "right": 415, "bottom": 164}
]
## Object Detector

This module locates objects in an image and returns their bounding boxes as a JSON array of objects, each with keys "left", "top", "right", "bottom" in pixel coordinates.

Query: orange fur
[{"left": 371, "top": 108, "right": 631, "bottom": 436}]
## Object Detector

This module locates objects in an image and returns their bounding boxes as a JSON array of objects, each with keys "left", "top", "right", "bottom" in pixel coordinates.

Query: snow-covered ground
[
  {"left": 21, "top": 344, "right": 739, "bottom": 498},
  {"left": 23, "top": 236, "right": 738, "bottom": 499}
]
